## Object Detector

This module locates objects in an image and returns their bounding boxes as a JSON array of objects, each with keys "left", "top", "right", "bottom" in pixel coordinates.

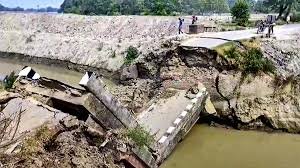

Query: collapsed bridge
[{"left": 12, "top": 67, "right": 209, "bottom": 167}]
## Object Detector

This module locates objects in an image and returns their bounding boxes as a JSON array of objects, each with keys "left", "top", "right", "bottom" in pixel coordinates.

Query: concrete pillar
[
  {"left": 83, "top": 93, "right": 125, "bottom": 130},
  {"left": 84, "top": 74, "right": 138, "bottom": 128}
]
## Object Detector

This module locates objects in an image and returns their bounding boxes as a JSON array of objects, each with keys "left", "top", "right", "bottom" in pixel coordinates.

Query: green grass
[
  {"left": 214, "top": 42, "right": 236, "bottom": 56},
  {"left": 216, "top": 40, "right": 275, "bottom": 74},
  {"left": 21, "top": 125, "right": 54, "bottom": 156},
  {"left": 219, "top": 20, "right": 257, "bottom": 32},
  {"left": 126, "top": 126, "right": 154, "bottom": 148},
  {"left": 124, "top": 46, "right": 139, "bottom": 65},
  {"left": 1, "top": 71, "right": 18, "bottom": 91}
]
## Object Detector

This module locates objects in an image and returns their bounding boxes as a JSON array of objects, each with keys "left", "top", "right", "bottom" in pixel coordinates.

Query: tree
[
  {"left": 264, "top": 0, "right": 300, "bottom": 20},
  {"left": 59, "top": 0, "right": 230, "bottom": 15},
  {"left": 231, "top": 0, "right": 250, "bottom": 26},
  {"left": 254, "top": 0, "right": 270, "bottom": 13}
]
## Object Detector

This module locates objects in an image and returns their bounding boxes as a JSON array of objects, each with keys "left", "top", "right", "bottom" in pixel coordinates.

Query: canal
[
  {"left": 0, "top": 57, "right": 83, "bottom": 88},
  {"left": 162, "top": 125, "right": 300, "bottom": 168}
]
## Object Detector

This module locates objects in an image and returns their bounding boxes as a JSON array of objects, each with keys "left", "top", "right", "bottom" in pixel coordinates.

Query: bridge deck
[
  {"left": 137, "top": 90, "right": 191, "bottom": 141},
  {"left": 181, "top": 24, "right": 300, "bottom": 49}
]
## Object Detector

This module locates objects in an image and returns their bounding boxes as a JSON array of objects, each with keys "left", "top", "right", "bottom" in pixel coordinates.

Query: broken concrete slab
[
  {"left": 82, "top": 93, "right": 125, "bottom": 130},
  {"left": 86, "top": 74, "right": 138, "bottom": 128},
  {"left": 0, "top": 98, "right": 68, "bottom": 154}
]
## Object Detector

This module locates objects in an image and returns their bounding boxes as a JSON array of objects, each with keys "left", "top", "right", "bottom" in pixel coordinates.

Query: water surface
[
  {"left": 0, "top": 57, "right": 83, "bottom": 88},
  {"left": 162, "top": 125, "right": 300, "bottom": 168}
]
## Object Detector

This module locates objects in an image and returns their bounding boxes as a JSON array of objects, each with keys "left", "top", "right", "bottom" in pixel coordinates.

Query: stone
[
  {"left": 217, "top": 71, "right": 242, "bottom": 99},
  {"left": 120, "top": 65, "right": 138, "bottom": 81},
  {"left": 204, "top": 97, "right": 217, "bottom": 115},
  {"left": 61, "top": 116, "right": 80, "bottom": 129},
  {"left": 85, "top": 115, "right": 105, "bottom": 133}
]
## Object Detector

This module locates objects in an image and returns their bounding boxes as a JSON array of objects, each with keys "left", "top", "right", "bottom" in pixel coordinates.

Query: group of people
[
  {"left": 257, "top": 15, "right": 277, "bottom": 38},
  {"left": 178, "top": 15, "right": 198, "bottom": 34}
]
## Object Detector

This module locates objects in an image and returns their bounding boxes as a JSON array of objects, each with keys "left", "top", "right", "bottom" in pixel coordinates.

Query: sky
[{"left": 0, "top": 0, "right": 64, "bottom": 8}]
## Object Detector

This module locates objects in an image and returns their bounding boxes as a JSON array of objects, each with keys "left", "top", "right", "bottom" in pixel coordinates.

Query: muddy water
[
  {"left": 0, "top": 57, "right": 84, "bottom": 88},
  {"left": 162, "top": 125, "right": 300, "bottom": 168}
]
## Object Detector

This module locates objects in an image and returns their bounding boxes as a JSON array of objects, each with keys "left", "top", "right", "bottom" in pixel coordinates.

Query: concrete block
[
  {"left": 18, "top": 66, "right": 40, "bottom": 80},
  {"left": 167, "top": 127, "right": 176, "bottom": 134},
  {"left": 133, "top": 146, "right": 157, "bottom": 168},
  {"left": 189, "top": 24, "right": 204, "bottom": 34},
  {"left": 158, "top": 136, "right": 168, "bottom": 144},
  {"left": 173, "top": 118, "right": 182, "bottom": 125},
  {"left": 180, "top": 111, "right": 188, "bottom": 117},
  {"left": 186, "top": 104, "right": 193, "bottom": 111},
  {"left": 86, "top": 74, "right": 138, "bottom": 128},
  {"left": 83, "top": 93, "right": 125, "bottom": 130}
]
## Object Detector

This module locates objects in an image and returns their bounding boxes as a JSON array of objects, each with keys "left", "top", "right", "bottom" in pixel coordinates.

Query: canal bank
[{"left": 162, "top": 124, "right": 300, "bottom": 168}]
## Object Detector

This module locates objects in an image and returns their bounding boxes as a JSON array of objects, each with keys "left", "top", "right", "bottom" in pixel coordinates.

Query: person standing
[
  {"left": 192, "top": 15, "right": 197, "bottom": 24},
  {"left": 287, "top": 15, "right": 291, "bottom": 24},
  {"left": 178, "top": 18, "right": 184, "bottom": 34}
]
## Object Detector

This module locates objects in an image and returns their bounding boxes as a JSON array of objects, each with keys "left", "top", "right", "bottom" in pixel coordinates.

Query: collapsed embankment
[
  {"left": 127, "top": 33, "right": 300, "bottom": 134},
  {"left": 2, "top": 12, "right": 300, "bottom": 167},
  {"left": 0, "top": 13, "right": 268, "bottom": 72}
]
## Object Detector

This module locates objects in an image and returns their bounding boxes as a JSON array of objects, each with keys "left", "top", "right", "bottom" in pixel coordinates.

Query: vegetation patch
[
  {"left": 124, "top": 46, "right": 139, "bottom": 65},
  {"left": 215, "top": 42, "right": 236, "bottom": 56},
  {"left": 125, "top": 126, "right": 154, "bottom": 148},
  {"left": 21, "top": 125, "right": 55, "bottom": 156},
  {"left": 231, "top": 0, "right": 250, "bottom": 26},
  {"left": 160, "top": 89, "right": 178, "bottom": 99},
  {"left": 219, "top": 20, "right": 257, "bottom": 31},
  {"left": 216, "top": 40, "right": 275, "bottom": 74},
  {"left": 291, "top": 12, "right": 300, "bottom": 22},
  {"left": 2, "top": 71, "right": 18, "bottom": 91}
]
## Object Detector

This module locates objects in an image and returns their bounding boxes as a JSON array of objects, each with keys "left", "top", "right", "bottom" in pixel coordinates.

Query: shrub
[
  {"left": 223, "top": 45, "right": 275, "bottom": 74},
  {"left": 126, "top": 126, "right": 154, "bottom": 148},
  {"left": 291, "top": 12, "right": 300, "bottom": 22},
  {"left": 243, "top": 48, "right": 275, "bottom": 74},
  {"left": 124, "top": 46, "right": 139, "bottom": 65},
  {"left": 276, "top": 19, "right": 286, "bottom": 25},
  {"left": 231, "top": 0, "right": 250, "bottom": 26},
  {"left": 3, "top": 71, "right": 18, "bottom": 90},
  {"left": 21, "top": 125, "right": 54, "bottom": 155}
]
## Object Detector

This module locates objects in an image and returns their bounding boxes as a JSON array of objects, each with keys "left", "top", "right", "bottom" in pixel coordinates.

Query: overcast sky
[{"left": 0, "top": 0, "right": 64, "bottom": 8}]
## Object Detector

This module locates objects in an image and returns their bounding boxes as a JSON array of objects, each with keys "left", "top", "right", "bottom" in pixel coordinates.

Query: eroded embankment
[
  {"left": 125, "top": 34, "right": 300, "bottom": 134},
  {"left": 0, "top": 13, "right": 184, "bottom": 72},
  {"left": 0, "top": 13, "right": 270, "bottom": 73},
  {"left": 198, "top": 37, "right": 300, "bottom": 133}
]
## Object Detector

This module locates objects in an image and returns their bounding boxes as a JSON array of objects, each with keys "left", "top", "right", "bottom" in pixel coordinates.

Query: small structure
[
  {"left": 189, "top": 24, "right": 205, "bottom": 34},
  {"left": 18, "top": 66, "right": 40, "bottom": 80}
]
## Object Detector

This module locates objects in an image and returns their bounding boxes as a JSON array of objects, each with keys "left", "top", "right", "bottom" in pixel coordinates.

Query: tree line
[
  {"left": 261, "top": 0, "right": 300, "bottom": 20},
  {"left": 60, "top": 0, "right": 231, "bottom": 15},
  {"left": 60, "top": 0, "right": 300, "bottom": 17},
  {"left": 0, "top": 3, "right": 58, "bottom": 12}
]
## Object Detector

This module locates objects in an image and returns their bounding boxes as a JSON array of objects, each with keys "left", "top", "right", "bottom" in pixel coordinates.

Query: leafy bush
[
  {"left": 243, "top": 48, "right": 275, "bottom": 74},
  {"left": 223, "top": 45, "right": 275, "bottom": 74},
  {"left": 126, "top": 126, "right": 154, "bottom": 148},
  {"left": 231, "top": 0, "right": 250, "bottom": 26},
  {"left": 124, "top": 46, "right": 139, "bottom": 65},
  {"left": 291, "top": 12, "right": 300, "bottom": 22},
  {"left": 276, "top": 19, "right": 287, "bottom": 25},
  {"left": 3, "top": 71, "right": 18, "bottom": 90}
]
